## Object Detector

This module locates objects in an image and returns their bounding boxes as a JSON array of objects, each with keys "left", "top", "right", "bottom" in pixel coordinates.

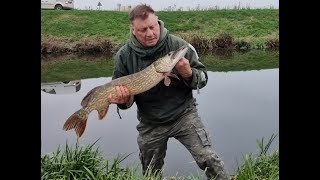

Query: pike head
[{"left": 153, "top": 44, "right": 189, "bottom": 73}]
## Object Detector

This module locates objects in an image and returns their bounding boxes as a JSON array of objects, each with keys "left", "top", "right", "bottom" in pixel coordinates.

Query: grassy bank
[
  {"left": 41, "top": 9, "right": 278, "bottom": 54},
  {"left": 41, "top": 135, "right": 278, "bottom": 180}
]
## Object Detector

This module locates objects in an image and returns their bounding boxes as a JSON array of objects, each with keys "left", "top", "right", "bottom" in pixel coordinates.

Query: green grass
[
  {"left": 234, "top": 134, "right": 279, "bottom": 180},
  {"left": 41, "top": 9, "right": 278, "bottom": 47},
  {"left": 41, "top": 135, "right": 278, "bottom": 179},
  {"left": 41, "top": 9, "right": 278, "bottom": 83},
  {"left": 41, "top": 10, "right": 131, "bottom": 46},
  {"left": 41, "top": 138, "right": 139, "bottom": 180},
  {"left": 41, "top": 138, "right": 197, "bottom": 180}
]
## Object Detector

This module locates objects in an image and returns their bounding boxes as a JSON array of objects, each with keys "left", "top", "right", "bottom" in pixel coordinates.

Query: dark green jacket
[{"left": 112, "top": 20, "right": 208, "bottom": 124}]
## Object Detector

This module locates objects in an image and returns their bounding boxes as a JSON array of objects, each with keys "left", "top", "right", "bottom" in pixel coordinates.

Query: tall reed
[
  {"left": 41, "top": 135, "right": 279, "bottom": 179},
  {"left": 234, "top": 134, "right": 279, "bottom": 180}
]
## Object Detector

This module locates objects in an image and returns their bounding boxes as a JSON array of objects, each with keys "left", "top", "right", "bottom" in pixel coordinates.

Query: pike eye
[{"left": 168, "top": 52, "right": 172, "bottom": 56}]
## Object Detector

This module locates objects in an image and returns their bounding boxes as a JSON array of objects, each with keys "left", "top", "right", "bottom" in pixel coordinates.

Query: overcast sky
[{"left": 74, "top": 0, "right": 279, "bottom": 11}]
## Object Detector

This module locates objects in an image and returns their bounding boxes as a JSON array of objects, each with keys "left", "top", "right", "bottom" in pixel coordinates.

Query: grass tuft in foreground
[
  {"left": 41, "top": 138, "right": 134, "bottom": 179},
  {"left": 41, "top": 135, "right": 279, "bottom": 179},
  {"left": 234, "top": 134, "right": 279, "bottom": 180}
]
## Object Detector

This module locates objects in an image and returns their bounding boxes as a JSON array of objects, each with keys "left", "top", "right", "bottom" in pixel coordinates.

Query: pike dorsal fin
[{"left": 81, "top": 86, "right": 101, "bottom": 107}]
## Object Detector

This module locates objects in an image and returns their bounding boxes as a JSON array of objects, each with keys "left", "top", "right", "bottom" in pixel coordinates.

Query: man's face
[{"left": 131, "top": 13, "right": 160, "bottom": 48}]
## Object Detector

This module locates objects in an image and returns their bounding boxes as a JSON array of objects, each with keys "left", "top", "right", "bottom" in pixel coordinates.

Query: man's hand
[
  {"left": 108, "top": 86, "right": 131, "bottom": 104},
  {"left": 175, "top": 57, "right": 192, "bottom": 80}
]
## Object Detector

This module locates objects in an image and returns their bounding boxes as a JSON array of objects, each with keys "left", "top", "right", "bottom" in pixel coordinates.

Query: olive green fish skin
[{"left": 63, "top": 44, "right": 189, "bottom": 138}]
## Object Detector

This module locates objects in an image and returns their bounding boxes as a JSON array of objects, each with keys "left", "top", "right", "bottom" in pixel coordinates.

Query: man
[{"left": 108, "top": 4, "right": 230, "bottom": 180}]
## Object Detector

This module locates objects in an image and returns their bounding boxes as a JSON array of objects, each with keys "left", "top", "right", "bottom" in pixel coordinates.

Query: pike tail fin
[{"left": 63, "top": 109, "right": 88, "bottom": 138}]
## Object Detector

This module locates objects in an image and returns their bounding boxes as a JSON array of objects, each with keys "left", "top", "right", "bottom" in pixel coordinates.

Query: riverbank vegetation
[
  {"left": 41, "top": 9, "right": 278, "bottom": 54},
  {"left": 41, "top": 135, "right": 278, "bottom": 180}
]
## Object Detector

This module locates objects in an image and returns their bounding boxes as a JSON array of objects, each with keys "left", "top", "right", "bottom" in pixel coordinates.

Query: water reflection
[
  {"left": 41, "top": 68, "right": 279, "bottom": 176},
  {"left": 41, "top": 80, "right": 81, "bottom": 94},
  {"left": 41, "top": 49, "right": 279, "bottom": 83},
  {"left": 198, "top": 49, "right": 236, "bottom": 60}
]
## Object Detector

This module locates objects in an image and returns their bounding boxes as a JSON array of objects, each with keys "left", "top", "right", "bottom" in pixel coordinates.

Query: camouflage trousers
[{"left": 136, "top": 106, "right": 230, "bottom": 180}]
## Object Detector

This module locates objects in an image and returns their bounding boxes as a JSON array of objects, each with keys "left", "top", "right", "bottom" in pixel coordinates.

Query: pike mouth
[{"left": 172, "top": 44, "right": 189, "bottom": 60}]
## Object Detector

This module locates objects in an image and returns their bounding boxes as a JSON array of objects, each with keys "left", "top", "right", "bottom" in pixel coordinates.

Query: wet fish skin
[{"left": 63, "top": 44, "right": 189, "bottom": 138}]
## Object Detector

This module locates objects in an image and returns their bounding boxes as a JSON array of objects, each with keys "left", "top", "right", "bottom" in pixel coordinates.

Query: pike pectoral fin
[
  {"left": 98, "top": 105, "right": 109, "bottom": 120},
  {"left": 164, "top": 72, "right": 180, "bottom": 86},
  {"left": 63, "top": 109, "right": 88, "bottom": 138},
  {"left": 167, "top": 72, "right": 180, "bottom": 80},
  {"left": 164, "top": 76, "right": 171, "bottom": 86}
]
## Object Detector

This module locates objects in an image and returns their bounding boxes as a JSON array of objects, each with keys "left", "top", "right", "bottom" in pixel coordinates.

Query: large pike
[{"left": 63, "top": 44, "right": 189, "bottom": 138}]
